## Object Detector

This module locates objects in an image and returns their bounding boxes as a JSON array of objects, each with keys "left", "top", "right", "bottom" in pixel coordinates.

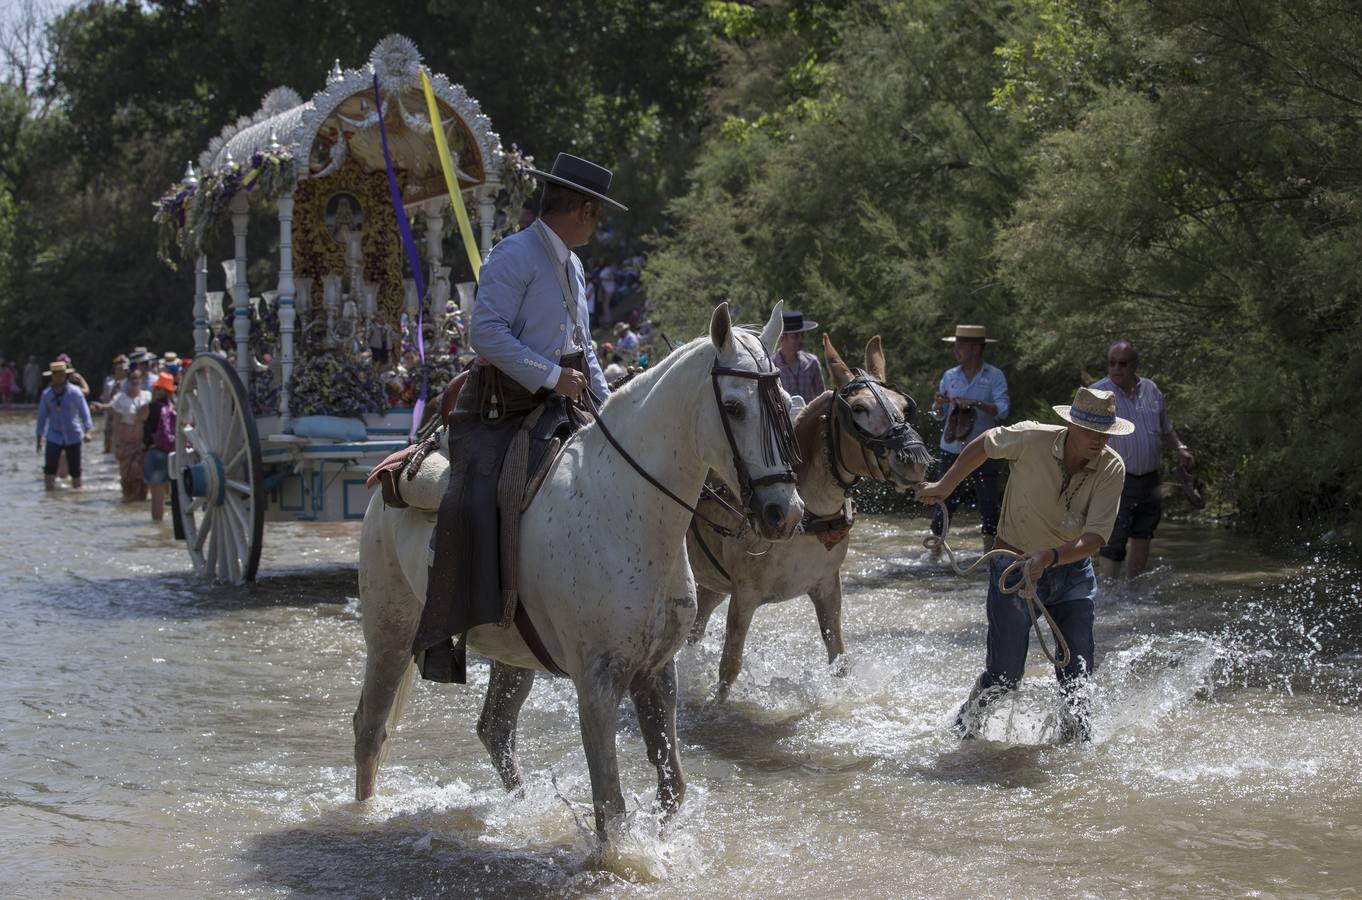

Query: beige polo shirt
[{"left": 984, "top": 421, "right": 1126, "bottom": 551}]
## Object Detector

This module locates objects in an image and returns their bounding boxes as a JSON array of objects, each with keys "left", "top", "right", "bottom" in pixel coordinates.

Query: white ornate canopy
[{"left": 197, "top": 35, "right": 503, "bottom": 201}]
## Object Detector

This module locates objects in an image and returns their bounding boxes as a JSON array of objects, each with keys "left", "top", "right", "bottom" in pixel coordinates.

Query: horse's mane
[{"left": 599, "top": 325, "right": 770, "bottom": 410}]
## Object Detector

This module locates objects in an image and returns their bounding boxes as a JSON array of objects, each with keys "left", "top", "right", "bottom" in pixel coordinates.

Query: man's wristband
[{"left": 1049, "top": 547, "right": 1061, "bottom": 568}]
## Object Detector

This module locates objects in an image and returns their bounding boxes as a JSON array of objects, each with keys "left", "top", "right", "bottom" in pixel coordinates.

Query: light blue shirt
[
  {"left": 35, "top": 385, "right": 94, "bottom": 444},
  {"left": 931, "top": 363, "right": 1010, "bottom": 453},
  {"left": 469, "top": 221, "right": 610, "bottom": 400},
  {"left": 1091, "top": 375, "right": 1172, "bottom": 476}
]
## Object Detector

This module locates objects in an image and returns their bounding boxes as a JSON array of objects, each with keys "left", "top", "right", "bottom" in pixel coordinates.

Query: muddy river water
[{"left": 2, "top": 410, "right": 1360, "bottom": 897}]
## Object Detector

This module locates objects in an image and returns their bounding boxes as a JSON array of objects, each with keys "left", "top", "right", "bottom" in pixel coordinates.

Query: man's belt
[{"left": 475, "top": 352, "right": 586, "bottom": 419}]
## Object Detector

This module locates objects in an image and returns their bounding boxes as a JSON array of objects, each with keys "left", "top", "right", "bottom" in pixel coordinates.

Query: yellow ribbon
[{"left": 420, "top": 67, "right": 482, "bottom": 280}]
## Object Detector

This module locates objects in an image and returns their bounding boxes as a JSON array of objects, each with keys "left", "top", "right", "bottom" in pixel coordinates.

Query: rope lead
[{"left": 922, "top": 498, "right": 1072, "bottom": 669}]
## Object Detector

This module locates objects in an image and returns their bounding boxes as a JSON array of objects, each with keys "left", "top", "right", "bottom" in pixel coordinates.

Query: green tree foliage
[
  {"left": 651, "top": 0, "right": 1361, "bottom": 542},
  {"left": 649, "top": 0, "right": 1030, "bottom": 407},
  {"left": 0, "top": 0, "right": 717, "bottom": 375},
  {"left": 995, "top": 0, "right": 1362, "bottom": 537}
]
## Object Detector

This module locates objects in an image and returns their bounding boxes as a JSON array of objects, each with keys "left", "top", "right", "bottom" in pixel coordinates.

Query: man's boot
[{"left": 952, "top": 675, "right": 1006, "bottom": 739}]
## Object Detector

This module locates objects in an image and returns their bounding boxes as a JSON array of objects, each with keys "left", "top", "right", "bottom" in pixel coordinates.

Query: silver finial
[
  {"left": 225, "top": 146, "right": 235, "bottom": 164},
  {"left": 184, "top": 161, "right": 199, "bottom": 186},
  {"left": 328, "top": 59, "right": 343, "bottom": 83},
  {"left": 268, "top": 128, "right": 281, "bottom": 152}
]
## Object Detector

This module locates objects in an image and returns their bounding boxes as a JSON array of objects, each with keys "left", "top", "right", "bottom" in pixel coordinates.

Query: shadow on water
[
  {"left": 42, "top": 566, "right": 358, "bottom": 620},
  {"left": 676, "top": 701, "right": 875, "bottom": 775},
  {"left": 909, "top": 743, "right": 1054, "bottom": 790},
  {"left": 243, "top": 809, "right": 592, "bottom": 900}
]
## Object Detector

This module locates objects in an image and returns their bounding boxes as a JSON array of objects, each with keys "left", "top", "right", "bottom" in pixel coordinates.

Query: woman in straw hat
[{"left": 916, "top": 386, "right": 1132, "bottom": 742}]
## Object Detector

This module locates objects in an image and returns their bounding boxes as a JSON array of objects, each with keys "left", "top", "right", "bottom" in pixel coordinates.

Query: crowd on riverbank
[{"left": 27, "top": 347, "right": 188, "bottom": 521}]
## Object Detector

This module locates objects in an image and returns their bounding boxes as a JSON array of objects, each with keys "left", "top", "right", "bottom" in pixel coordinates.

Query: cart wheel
[{"left": 171, "top": 355, "right": 265, "bottom": 584}]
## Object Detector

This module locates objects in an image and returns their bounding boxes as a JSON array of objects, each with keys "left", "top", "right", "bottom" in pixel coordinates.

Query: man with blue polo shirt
[
  {"left": 416, "top": 153, "right": 622, "bottom": 683},
  {"left": 35, "top": 360, "right": 94, "bottom": 491},
  {"left": 928, "top": 324, "right": 1010, "bottom": 551}
]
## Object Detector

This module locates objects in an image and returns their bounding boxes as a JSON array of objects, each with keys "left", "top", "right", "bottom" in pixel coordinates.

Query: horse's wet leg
[
  {"left": 688, "top": 586, "right": 727, "bottom": 644},
  {"left": 477, "top": 660, "right": 535, "bottom": 792},
  {"left": 630, "top": 659, "right": 685, "bottom": 817},
  {"left": 716, "top": 594, "right": 757, "bottom": 702},
  {"left": 576, "top": 658, "right": 627, "bottom": 839},
  {"left": 810, "top": 575, "right": 848, "bottom": 673},
  {"left": 353, "top": 652, "right": 415, "bottom": 801}
]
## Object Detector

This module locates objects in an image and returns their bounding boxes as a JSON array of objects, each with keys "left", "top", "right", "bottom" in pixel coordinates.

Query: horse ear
[
  {"left": 865, "top": 335, "right": 887, "bottom": 381},
  {"left": 760, "top": 300, "right": 785, "bottom": 359},
  {"left": 823, "top": 333, "right": 854, "bottom": 389},
  {"left": 709, "top": 301, "right": 734, "bottom": 354}
]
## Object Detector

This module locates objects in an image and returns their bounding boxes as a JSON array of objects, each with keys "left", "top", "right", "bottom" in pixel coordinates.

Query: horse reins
[
  {"left": 923, "top": 497, "right": 1072, "bottom": 668},
  {"left": 695, "top": 374, "right": 924, "bottom": 583},
  {"left": 575, "top": 344, "right": 800, "bottom": 540}
]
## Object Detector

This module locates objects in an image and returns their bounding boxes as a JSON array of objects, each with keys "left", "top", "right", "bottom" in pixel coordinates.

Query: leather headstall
[{"left": 825, "top": 369, "right": 927, "bottom": 488}]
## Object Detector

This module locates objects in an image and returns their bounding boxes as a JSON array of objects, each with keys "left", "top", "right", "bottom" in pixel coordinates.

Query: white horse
[
  {"left": 687, "top": 334, "right": 931, "bottom": 699},
  {"left": 353, "top": 302, "right": 805, "bottom": 837}
]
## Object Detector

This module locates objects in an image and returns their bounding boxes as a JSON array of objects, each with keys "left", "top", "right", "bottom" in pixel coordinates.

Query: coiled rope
[{"left": 921, "top": 498, "right": 1072, "bottom": 668}]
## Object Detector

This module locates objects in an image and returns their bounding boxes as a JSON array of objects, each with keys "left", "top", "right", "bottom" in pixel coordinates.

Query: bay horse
[
  {"left": 686, "top": 334, "right": 932, "bottom": 699},
  {"left": 353, "top": 302, "right": 804, "bottom": 838}
]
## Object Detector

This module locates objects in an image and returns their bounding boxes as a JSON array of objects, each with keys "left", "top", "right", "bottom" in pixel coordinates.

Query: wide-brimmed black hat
[
  {"left": 782, "top": 310, "right": 819, "bottom": 333},
  {"left": 529, "top": 152, "right": 628, "bottom": 212}
]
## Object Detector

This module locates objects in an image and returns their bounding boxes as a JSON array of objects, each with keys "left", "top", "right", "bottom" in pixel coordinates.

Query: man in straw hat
[
  {"left": 928, "top": 324, "right": 1010, "bottom": 551},
  {"left": 773, "top": 309, "right": 825, "bottom": 403},
  {"left": 35, "top": 360, "right": 95, "bottom": 491},
  {"left": 416, "top": 152, "right": 623, "bottom": 683},
  {"left": 917, "top": 386, "right": 1131, "bottom": 741}
]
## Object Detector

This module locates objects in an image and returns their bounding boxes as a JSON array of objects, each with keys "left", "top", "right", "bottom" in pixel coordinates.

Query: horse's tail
[{"left": 377, "top": 658, "right": 418, "bottom": 769}]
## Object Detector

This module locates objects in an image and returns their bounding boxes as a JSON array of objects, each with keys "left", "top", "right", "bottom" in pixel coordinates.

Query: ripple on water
[{"left": 4, "top": 410, "right": 1362, "bottom": 897}]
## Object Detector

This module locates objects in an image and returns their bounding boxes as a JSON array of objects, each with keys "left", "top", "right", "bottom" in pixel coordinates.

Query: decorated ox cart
[{"left": 155, "top": 36, "right": 528, "bottom": 583}]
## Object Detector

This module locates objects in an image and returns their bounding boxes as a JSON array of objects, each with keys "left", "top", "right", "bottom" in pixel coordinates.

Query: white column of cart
[
  {"left": 193, "top": 253, "right": 209, "bottom": 355},
  {"left": 229, "top": 192, "right": 252, "bottom": 387},
  {"left": 478, "top": 182, "right": 498, "bottom": 256},
  {"left": 277, "top": 192, "right": 296, "bottom": 429}
]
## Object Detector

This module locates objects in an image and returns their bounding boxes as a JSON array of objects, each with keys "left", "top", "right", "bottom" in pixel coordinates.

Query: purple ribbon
[{"left": 373, "top": 74, "right": 428, "bottom": 436}]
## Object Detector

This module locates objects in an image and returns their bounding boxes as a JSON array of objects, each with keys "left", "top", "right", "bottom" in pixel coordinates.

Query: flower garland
[
  {"left": 154, "top": 149, "right": 297, "bottom": 266},
  {"left": 288, "top": 350, "right": 389, "bottom": 419},
  {"left": 489, "top": 145, "right": 539, "bottom": 240},
  {"left": 250, "top": 367, "right": 280, "bottom": 417}
]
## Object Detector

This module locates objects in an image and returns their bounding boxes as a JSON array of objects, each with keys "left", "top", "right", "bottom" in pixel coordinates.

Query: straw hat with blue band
[
  {"left": 1053, "top": 386, "right": 1134, "bottom": 435},
  {"left": 529, "top": 153, "right": 629, "bottom": 212}
]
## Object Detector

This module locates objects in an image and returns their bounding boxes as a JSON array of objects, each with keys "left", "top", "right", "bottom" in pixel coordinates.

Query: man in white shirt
[{"left": 1090, "top": 340, "right": 1194, "bottom": 581}]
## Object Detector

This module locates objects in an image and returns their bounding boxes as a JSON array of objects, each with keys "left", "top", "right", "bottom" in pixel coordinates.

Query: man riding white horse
[{"left": 416, "top": 153, "right": 622, "bottom": 683}]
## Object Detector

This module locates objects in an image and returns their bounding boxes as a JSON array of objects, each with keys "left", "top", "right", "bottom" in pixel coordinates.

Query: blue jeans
[
  {"left": 978, "top": 554, "right": 1096, "bottom": 692},
  {"left": 143, "top": 448, "right": 170, "bottom": 485}
]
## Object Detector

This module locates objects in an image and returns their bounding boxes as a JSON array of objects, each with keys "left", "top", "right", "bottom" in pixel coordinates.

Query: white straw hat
[{"left": 1053, "top": 387, "right": 1134, "bottom": 435}]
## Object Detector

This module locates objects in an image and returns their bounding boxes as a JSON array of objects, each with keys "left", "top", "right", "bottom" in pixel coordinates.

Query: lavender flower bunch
[{"left": 289, "top": 351, "right": 387, "bottom": 419}]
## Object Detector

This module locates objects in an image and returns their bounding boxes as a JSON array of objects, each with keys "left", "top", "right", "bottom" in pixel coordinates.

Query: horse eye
[
  {"left": 724, "top": 400, "right": 744, "bottom": 418},
  {"left": 852, "top": 404, "right": 871, "bottom": 415}
]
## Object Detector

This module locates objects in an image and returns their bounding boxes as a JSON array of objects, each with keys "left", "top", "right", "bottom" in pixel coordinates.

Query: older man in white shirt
[{"left": 1090, "top": 340, "right": 1194, "bottom": 581}]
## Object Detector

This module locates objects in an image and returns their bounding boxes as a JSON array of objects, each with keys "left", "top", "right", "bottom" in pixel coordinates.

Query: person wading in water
[{"left": 917, "top": 387, "right": 1130, "bottom": 742}]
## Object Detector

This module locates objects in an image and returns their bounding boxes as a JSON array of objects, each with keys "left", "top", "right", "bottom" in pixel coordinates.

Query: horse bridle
[
  {"left": 825, "top": 369, "right": 925, "bottom": 490},
  {"left": 710, "top": 364, "right": 800, "bottom": 509},
  {"left": 578, "top": 343, "right": 800, "bottom": 538}
]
